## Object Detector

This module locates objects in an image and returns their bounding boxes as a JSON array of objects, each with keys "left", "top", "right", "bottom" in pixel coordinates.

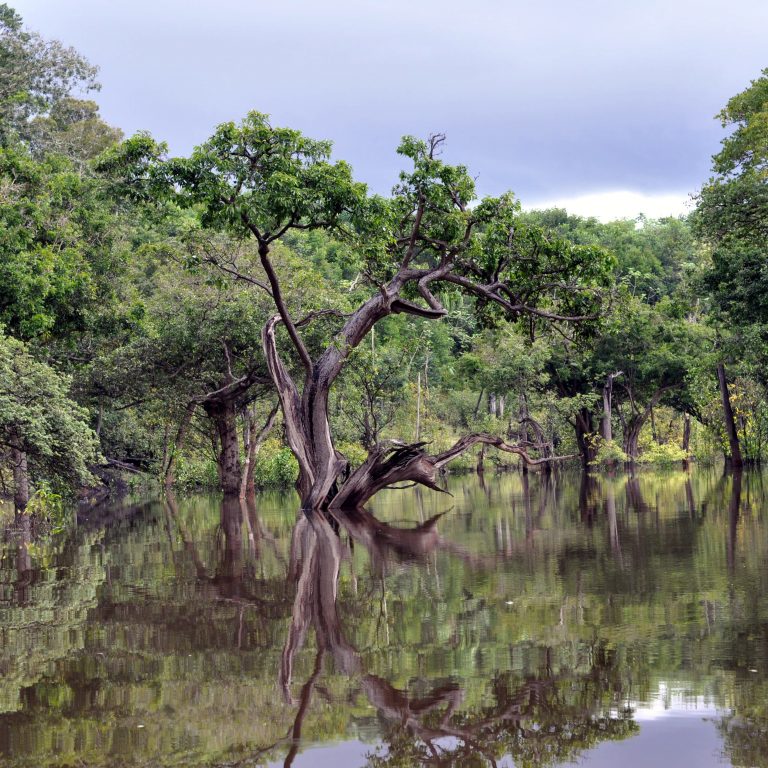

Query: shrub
[
  {"left": 592, "top": 440, "right": 628, "bottom": 466},
  {"left": 254, "top": 438, "right": 299, "bottom": 487},
  {"left": 636, "top": 441, "right": 688, "bottom": 465},
  {"left": 174, "top": 454, "right": 220, "bottom": 490}
]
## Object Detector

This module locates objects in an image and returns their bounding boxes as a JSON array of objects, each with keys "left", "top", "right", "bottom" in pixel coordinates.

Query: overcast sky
[{"left": 13, "top": 0, "right": 768, "bottom": 219}]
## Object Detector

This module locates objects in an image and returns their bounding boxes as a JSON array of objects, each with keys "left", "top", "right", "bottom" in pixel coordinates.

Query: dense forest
[{"left": 1, "top": 4, "right": 767, "bottom": 515}]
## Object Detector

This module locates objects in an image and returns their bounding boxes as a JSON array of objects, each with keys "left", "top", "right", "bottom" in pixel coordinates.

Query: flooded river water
[{"left": 1, "top": 468, "right": 766, "bottom": 767}]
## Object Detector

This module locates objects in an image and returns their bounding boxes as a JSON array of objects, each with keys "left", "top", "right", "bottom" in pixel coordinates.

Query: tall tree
[
  {"left": 0, "top": 145, "right": 121, "bottom": 342},
  {"left": 694, "top": 68, "right": 768, "bottom": 463},
  {"left": 0, "top": 4, "right": 99, "bottom": 146},
  {"left": 695, "top": 68, "right": 768, "bottom": 323},
  {"left": 0, "top": 330, "right": 99, "bottom": 509},
  {"left": 101, "top": 114, "right": 614, "bottom": 509}
]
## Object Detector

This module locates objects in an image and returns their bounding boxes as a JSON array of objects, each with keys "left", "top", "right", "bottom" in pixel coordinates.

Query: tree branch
[{"left": 330, "top": 434, "right": 576, "bottom": 509}]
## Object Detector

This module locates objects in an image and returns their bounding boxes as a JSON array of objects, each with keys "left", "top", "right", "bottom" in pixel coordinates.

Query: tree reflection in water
[
  {"left": 279, "top": 505, "right": 637, "bottom": 768},
  {"left": 3, "top": 469, "right": 768, "bottom": 768}
]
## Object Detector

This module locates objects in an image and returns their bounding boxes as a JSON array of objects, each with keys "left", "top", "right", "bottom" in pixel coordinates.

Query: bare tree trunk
[
  {"left": 601, "top": 372, "right": 621, "bottom": 443},
  {"left": 623, "top": 422, "right": 642, "bottom": 462},
  {"left": 240, "top": 403, "right": 279, "bottom": 499},
  {"left": 717, "top": 362, "right": 743, "bottom": 468},
  {"left": 574, "top": 409, "right": 597, "bottom": 467},
  {"left": 11, "top": 446, "right": 30, "bottom": 512},
  {"left": 489, "top": 392, "right": 497, "bottom": 418},
  {"left": 472, "top": 388, "right": 484, "bottom": 419},
  {"left": 518, "top": 393, "right": 530, "bottom": 443},
  {"left": 415, "top": 372, "right": 422, "bottom": 441},
  {"left": 164, "top": 403, "right": 196, "bottom": 489},
  {"left": 330, "top": 433, "right": 576, "bottom": 510},
  {"left": 498, "top": 395, "right": 505, "bottom": 420},
  {"left": 205, "top": 400, "right": 241, "bottom": 496},
  {"left": 682, "top": 413, "right": 692, "bottom": 467},
  {"left": 522, "top": 415, "right": 553, "bottom": 459}
]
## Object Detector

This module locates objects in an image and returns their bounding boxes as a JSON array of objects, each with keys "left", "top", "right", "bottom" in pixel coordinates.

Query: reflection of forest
[{"left": 0, "top": 469, "right": 766, "bottom": 767}]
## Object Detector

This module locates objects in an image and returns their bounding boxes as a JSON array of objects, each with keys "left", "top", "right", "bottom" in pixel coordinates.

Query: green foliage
[
  {"left": 712, "top": 67, "right": 768, "bottom": 178},
  {"left": 24, "top": 481, "right": 62, "bottom": 516},
  {"left": 173, "top": 454, "right": 219, "bottom": 490},
  {"left": 24, "top": 481, "right": 71, "bottom": 532},
  {"left": 27, "top": 97, "right": 122, "bottom": 165},
  {"left": 0, "top": 145, "right": 121, "bottom": 341},
  {"left": 592, "top": 439, "right": 628, "bottom": 465},
  {"left": 253, "top": 437, "right": 299, "bottom": 487},
  {"left": 336, "top": 440, "right": 368, "bottom": 468},
  {"left": 0, "top": 23, "right": 764, "bottom": 494},
  {"left": 635, "top": 441, "right": 688, "bottom": 465},
  {"left": 525, "top": 209, "right": 699, "bottom": 301},
  {"left": 98, "top": 111, "right": 366, "bottom": 240},
  {"left": 0, "top": 4, "right": 99, "bottom": 145},
  {"left": 0, "top": 329, "right": 100, "bottom": 492},
  {"left": 695, "top": 69, "right": 768, "bottom": 336}
]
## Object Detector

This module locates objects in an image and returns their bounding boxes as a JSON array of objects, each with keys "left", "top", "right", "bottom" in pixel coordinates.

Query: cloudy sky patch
[{"left": 13, "top": 0, "right": 767, "bottom": 219}]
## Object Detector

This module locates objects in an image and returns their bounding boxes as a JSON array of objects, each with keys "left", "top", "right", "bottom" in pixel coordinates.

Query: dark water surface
[{"left": 1, "top": 468, "right": 767, "bottom": 767}]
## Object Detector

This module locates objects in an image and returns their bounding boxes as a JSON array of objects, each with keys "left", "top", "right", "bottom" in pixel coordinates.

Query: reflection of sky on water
[
  {"left": 564, "top": 717, "right": 726, "bottom": 768},
  {"left": 266, "top": 740, "right": 373, "bottom": 768},
  {"left": 266, "top": 684, "right": 730, "bottom": 768},
  {"left": 633, "top": 682, "right": 721, "bottom": 722}
]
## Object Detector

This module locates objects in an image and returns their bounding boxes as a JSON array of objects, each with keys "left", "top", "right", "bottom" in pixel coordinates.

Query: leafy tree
[
  {"left": 0, "top": 4, "right": 99, "bottom": 145},
  {"left": 592, "top": 296, "right": 710, "bottom": 460},
  {"left": 693, "top": 68, "right": 768, "bottom": 465},
  {"left": 695, "top": 69, "right": 768, "bottom": 325},
  {"left": 100, "top": 115, "right": 614, "bottom": 509},
  {"left": 525, "top": 209, "right": 698, "bottom": 302},
  {"left": 0, "top": 145, "right": 121, "bottom": 342},
  {"left": 0, "top": 330, "right": 100, "bottom": 509},
  {"left": 27, "top": 97, "right": 122, "bottom": 166}
]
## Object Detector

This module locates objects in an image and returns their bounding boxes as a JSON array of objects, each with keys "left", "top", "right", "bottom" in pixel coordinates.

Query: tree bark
[
  {"left": 415, "top": 372, "right": 422, "bottom": 440},
  {"left": 622, "top": 386, "right": 677, "bottom": 463},
  {"left": 164, "top": 402, "right": 196, "bottom": 489},
  {"left": 717, "top": 362, "right": 743, "bottom": 468},
  {"left": 574, "top": 409, "right": 597, "bottom": 467},
  {"left": 682, "top": 413, "right": 692, "bottom": 466},
  {"left": 601, "top": 372, "right": 621, "bottom": 443},
  {"left": 205, "top": 399, "right": 242, "bottom": 496},
  {"left": 240, "top": 402, "right": 279, "bottom": 499},
  {"left": 472, "top": 388, "right": 484, "bottom": 419},
  {"left": 11, "top": 446, "right": 30, "bottom": 512},
  {"left": 329, "top": 433, "right": 576, "bottom": 510}
]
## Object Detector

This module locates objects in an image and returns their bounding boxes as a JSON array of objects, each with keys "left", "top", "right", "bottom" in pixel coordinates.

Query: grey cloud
[{"left": 14, "top": 0, "right": 768, "bottom": 203}]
